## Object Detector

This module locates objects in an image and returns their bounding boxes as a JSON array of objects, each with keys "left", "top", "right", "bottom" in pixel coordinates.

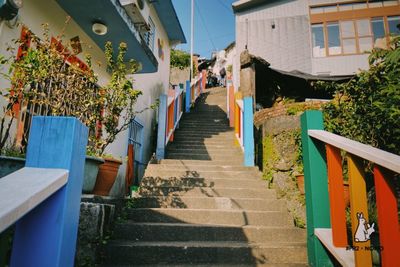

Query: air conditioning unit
[{"left": 119, "top": 0, "right": 150, "bottom": 32}]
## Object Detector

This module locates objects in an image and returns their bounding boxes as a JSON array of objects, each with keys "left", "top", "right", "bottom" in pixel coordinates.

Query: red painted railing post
[{"left": 374, "top": 166, "right": 400, "bottom": 267}]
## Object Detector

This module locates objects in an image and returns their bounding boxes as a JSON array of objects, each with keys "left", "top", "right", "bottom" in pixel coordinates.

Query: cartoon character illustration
[{"left": 354, "top": 212, "right": 375, "bottom": 242}]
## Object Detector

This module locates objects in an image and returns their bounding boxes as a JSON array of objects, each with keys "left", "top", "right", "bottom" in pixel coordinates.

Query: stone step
[
  {"left": 165, "top": 153, "right": 243, "bottom": 161},
  {"left": 104, "top": 241, "right": 307, "bottom": 265},
  {"left": 101, "top": 264, "right": 308, "bottom": 267},
  {"left": 175, "top": 129, "right": 234, "bottom": 135},
  {"left": 140, "top": 176, "right": 266, "bottom": 189},
  {"left": 174, "top": 132, "right": 235, "bottom": 138},
  {"left": 132, "top": 196, "right": 286, "bottom": 211},
  {"left": 126, "top": 208, "right": 292, "bottom": 226},
  {"left": 167, "top": 143, "right": 236, "bottom": 149},
  {"left": 138, "top": 186, "right": 273, "bottom": 199},
  {"left": 168, "top": 139, "right": 237, "bottom": 145},
  {"left": 146, "top": 164, "right": 258, "bottom": 172},
  {"left": 159, "top": 159, "right": 244, "bottom": 166},
  {"left": 167, "top": 148, "right": 242, "bottom": 155},
  {"left": 143, "top": 170, "right": 262, "bottom": 180},
  {"left": 113, "top": 223, "right": 307, "bottom": 243}
]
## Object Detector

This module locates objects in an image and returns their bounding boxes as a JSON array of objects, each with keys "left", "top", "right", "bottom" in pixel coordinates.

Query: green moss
[{"left": 262, "top": 135, "right": 278, "bottom": 185}]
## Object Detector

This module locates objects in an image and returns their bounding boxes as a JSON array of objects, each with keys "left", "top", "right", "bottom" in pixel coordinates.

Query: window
[
  {"left": 128, "top": 119, "right": 144, "bottom": 182},
  {"left": 388, "top": 16, "right": 400, "bottom": 35},
  {"left": 327, "top": 22, "right": 341, "bottom": 55},
  {"left": 357, "top": 19, "right": 373, "bottom": 52},
  {"left": 312, "top": 24, "right": 326, "bottom": 57},
  {"left": 143, "top": 17, "right": 155, "bottom": 51}
]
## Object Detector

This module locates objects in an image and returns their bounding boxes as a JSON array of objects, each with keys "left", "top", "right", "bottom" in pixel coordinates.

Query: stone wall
[
  {"left": 254, "top": 103, "right": 326, "bottom": 228},
  {"left": 170, "top": 67, "right": 189, "bottom": 87},
  {"left": 75, "top": 196, "right": 125, "bottom": 266}
]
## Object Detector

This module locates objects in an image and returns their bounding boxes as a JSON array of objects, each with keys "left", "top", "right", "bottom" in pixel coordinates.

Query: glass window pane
[
  {"left": 372, "top": 17, "right": 385, "bottom": 42},
  {"left": 353, "top": 3, "right": 368, "bottom": 9},
  {"left": 339, "top": 3, "right": 353, "bottom": 11},
  {"left": 312, "top": 24, "right": 326, "bottom": 57},
  {"left": 343, "top": 39, "right": 356, "bottom": 54},
  {"left": 310, "top": 7, "right": 324, "bottom": 14},
  {"left": 357, "top": 19, "right": 371, "bottom": 36},
  {"left": 324, "top": 5, "right": 338, "bottom": 12},
  {"left": 388, "top": 16, "right": 400, "bottom": 35},
  {"left": 327, "top": 22, "right": 342, "bottom": 55},
  {"left": 341, "top": 21, "right": 355, "bottom": 38},
  {"left": 368, "top": 1, "right": 383, "bottom": 8},
  {"left": 383, "top": 1, "right": 398, "bottom": 6},
  {"left": 359, "top": 37, "right": 373, "bottom": 52}
]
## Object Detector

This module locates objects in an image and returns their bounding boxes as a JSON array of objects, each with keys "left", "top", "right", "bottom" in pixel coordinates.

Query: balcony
[{"left": 56, "top": 0, "right": 158, "bottom": 73}]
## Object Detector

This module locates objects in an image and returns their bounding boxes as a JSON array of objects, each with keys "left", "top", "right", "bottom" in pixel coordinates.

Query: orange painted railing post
[
  {"left": 201, "top": 69, "right": 206, "bottom": 93},
  {"left": 374, "top": 166, "right": 400, "bottom": 267},
  {"left": 326, "top": 145, "right": 348, "bottom": 247}
]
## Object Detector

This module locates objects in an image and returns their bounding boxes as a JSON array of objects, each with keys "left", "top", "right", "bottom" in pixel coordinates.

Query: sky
[{"left": 171, "top": 0, "right": 237, "bottom": 59}]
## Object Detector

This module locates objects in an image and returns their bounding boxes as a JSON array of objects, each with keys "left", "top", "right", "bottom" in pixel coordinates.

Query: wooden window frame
[{"left": 309, "top": 0, "right": 400, "bottom": 57}]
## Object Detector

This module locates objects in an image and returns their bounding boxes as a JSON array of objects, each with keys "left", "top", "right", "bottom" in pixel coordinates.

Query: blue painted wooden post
[
  {"left": 185, "top": 80, "right": 191, "bottom": 113},
  {"left": 300, "top": 111, "right": 333, "bottom": 267},
  {"left": 11, "top": 116, "right": 88, "bottom": 267},
  {"left": 156, "top": 94, "right": 167, "bottom": 160},
  {"left": 243, "top": 96, "right": 254, "bottom": 166}
]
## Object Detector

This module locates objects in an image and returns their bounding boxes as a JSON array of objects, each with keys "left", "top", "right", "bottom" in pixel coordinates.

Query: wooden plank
[
  {"left": 0, "top": 167, "right": 68, "bottom": 233},
  {"left": 243, "top": 96, "right": 254, "bottom": 167},
  {"left": 300, "top": 111, "right": 333, "bottom": 266},
  {"left": 374, "top": 166, "right": 400, "bottom": 267},
  {"left": 315, "top": 228, "right": 355, "bottom": 267},
  {"left": 326, "top": 145, "right": 348, "bottom": 247},
  {"left": 308, "top": 130, "right": 400, "bottom": 173},
  {"left": 156, "top": 94, "right": 168, "bottom": 159},
  {"left": 185, "top": 80, "right": 191, "bottom": 113},
  {"left": 347, "top": 155, "right": 372, "bottom": 267}
]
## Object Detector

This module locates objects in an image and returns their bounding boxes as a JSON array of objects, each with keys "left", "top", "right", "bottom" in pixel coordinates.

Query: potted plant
[{"left": 91, "top": 41, "right": 143, "bottom": 196}]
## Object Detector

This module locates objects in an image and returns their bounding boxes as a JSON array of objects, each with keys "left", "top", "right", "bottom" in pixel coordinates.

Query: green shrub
[{"left": 323, "top": 36, "right": 400, "bottom": 155}]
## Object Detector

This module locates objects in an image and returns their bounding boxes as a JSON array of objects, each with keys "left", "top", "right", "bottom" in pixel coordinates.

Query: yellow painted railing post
[{"left": 347, "top": 155, "right": 372, "bottom": 267}]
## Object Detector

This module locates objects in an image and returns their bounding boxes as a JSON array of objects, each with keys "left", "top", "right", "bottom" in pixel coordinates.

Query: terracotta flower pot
[
  {"left": 92, "top": 157, "right": 122, "bottom": 196},
  {"left": 296, "top": 174, "right": 305, "bottom": 195}
]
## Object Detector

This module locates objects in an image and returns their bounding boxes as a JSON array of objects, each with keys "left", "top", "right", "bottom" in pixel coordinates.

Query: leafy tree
[
  {"left": 323, "top": 36, "right": 400, "bottom": 155},
  {"left": 170, "top": 49, "right": 190, "bottom": 70}
]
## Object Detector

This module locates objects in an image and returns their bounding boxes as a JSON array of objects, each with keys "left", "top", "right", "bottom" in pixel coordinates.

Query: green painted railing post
[{"left": 301, "top": 110, "right": 333, "bottom": 267}]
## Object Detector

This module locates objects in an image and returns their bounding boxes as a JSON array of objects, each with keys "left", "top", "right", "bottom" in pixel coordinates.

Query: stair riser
[
  {"left": 105, "top": 245, "right": 307, "bottom": 265},
  {"left": 165, "top": 154, "right": 244, "bottom": 161},
  {"left": 167, "top": 149, "right": 242, "bottom": 155},
  {"left": 146, "top": 165, "right": 258, "bottom": 172},
  {"left": 132, "top": 197, "right": 286, "bottom": 211},
  {"left": 113, "top": 224, "right": 307, "bottom": 243},
  {"left": 159, "top": 159, "right": 244, "bottom": 165},
  {"left": 143, "top": 170, "right": 262, "bottom": 180},
  {"left": 127, "top": 210, "right": 292, "bottom": 226},
  {"left": 140, "top": 177, "right": 267, "bottom": 189},
  {"left": 138, "top": 187, "right": 274, "bottom": 199}
]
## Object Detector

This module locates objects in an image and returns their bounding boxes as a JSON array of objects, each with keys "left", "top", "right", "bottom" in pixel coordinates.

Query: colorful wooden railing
[
  {"left": 0, "top": 117, "right": 88, "bottom": 267},
  {"left": 185, "top": 71, "right": 205, "bottom": 112},
  {"left": 165, "top": 86, "right": 184, "bottom": 145},
  {"left": 232, "top": 91, "right": 254, "bottom": 167},
  {"left": 156, "top": 73, "right": 205, "bottom": 160},
  {"left": 301, "top": 110, "right": 400, "bottom": 267}
]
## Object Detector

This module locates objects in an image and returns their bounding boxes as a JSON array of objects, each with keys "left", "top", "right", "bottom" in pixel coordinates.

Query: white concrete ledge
[
  {"left": 0, "top": 167, "right": 68, "bottom": 233},
  {"left": 315, "top": 228, "right": 355, "bottom": 267},
  {"left": 308, "top": 130, "right": 400, "bottom": 173}
]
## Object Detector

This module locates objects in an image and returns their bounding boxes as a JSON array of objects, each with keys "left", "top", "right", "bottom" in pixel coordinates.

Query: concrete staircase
[{"left": 102, "top": 87, "right": 308, "bottom": 266}]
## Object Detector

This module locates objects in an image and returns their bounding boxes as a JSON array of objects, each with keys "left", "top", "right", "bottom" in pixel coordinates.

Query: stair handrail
[
  {"left": 0, "top": 116, "right": 88, "bottom": 266},
  {"left": 301, "top": 110, "right": 399, "bottom": 267}
]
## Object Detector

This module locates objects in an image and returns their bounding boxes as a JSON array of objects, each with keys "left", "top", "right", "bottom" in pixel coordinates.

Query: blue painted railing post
[
  {"left": 300, "top": 111, "right": 333, "bottom": 267},
  {"left": 185, "top": 80, "right": 191, "bottom": 113},
  {"left": 156, "top": 94, "right": 167, "bottom": 160},
  {"left": 243, "top": 96, "right": 254, "bottom": 166},
  {"left": 10, "top": 117, "right": 88, "bottom": 267}
]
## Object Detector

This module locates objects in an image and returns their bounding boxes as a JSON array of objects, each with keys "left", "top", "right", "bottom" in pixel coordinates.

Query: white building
[
  {"left": 0, "top": 0, "right": 186, "bottom": 196},
  {"left": 232, "top": 0, "right": 400, "bottom": 90}
]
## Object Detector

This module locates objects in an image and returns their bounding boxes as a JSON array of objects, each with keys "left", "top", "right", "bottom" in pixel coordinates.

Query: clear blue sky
[{"left": 171, "top": 0, "right": 237, "bottom": 59}]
